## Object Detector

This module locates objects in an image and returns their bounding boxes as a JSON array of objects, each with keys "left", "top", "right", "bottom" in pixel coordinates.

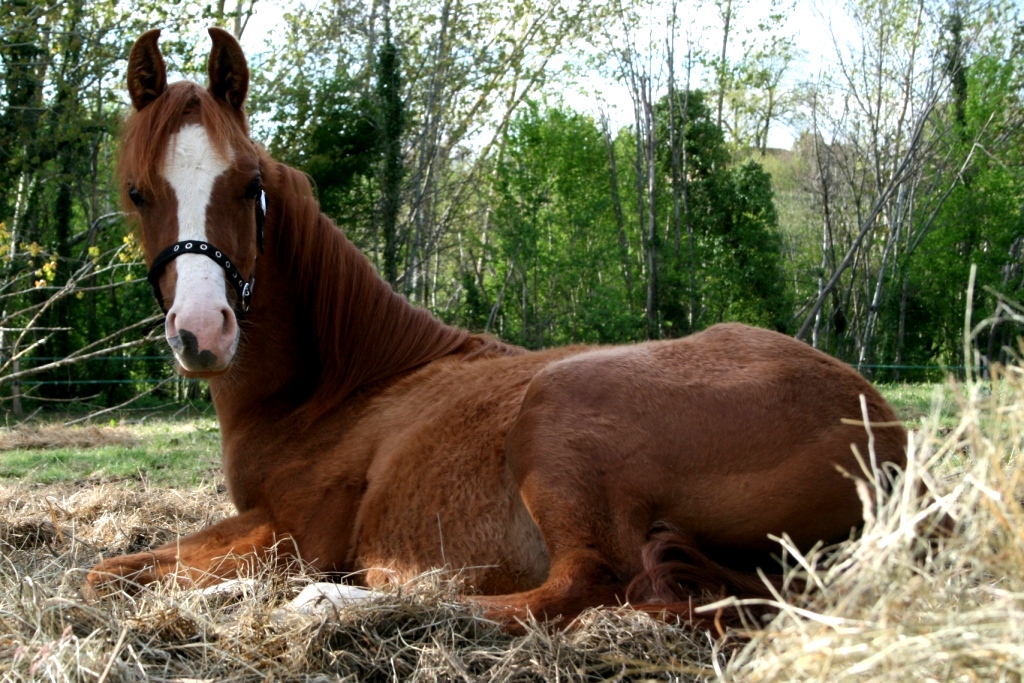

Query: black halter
[{"left": 147, "top": 189, "right": 266, "bottom": 316}]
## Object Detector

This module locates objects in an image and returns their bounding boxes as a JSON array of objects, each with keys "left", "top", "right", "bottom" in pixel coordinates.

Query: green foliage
[
  {"left": 880, "top": 41, "right": 1024, "bottom": 370},
  {"left": 482, "top": 103, "right": 638, "bottom": 347},
  {"left": 0, "top": 0, "right": 190, "bottom": 409},
  {"left": 262, "top": 73, "right": 377, "bottom": 234},
  {"left": 470, "top": 93, "right": 790, "bottom": 349},
  {"left": 2, "top": 0, "right": 1022, "bottom": 415},
  {"left": 653, "top": 90, "right": 792, "bottom": 335}
]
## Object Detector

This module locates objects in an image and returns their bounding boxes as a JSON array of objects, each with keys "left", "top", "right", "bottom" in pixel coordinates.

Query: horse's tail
[{"left": 624, "top": 527, "right": 781, "bottom": 632}]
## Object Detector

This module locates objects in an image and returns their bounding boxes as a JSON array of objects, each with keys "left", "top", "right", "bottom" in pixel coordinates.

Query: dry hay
[
  {"left": 2, "top": 371, "right": 1024, "bottom": 681},
  {"left": 0, "top": 425, "right": 140, "bottom": 452}
]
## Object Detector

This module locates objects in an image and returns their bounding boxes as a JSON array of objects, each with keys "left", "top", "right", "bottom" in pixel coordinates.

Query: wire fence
[
  {"left": 10, "top": 356, "right": 175, "bottom": 386},
  {"left": 2, "top": 354, "right": 971, "bottom": 391},
  {"left": 1, "top": 355, "right": 204, "bottom": 416}
]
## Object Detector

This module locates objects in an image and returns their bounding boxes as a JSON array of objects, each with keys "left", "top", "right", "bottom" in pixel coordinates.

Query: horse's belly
[
  {"left": 353, "top": 489, "right": 549, "bottom": 593},
  {"left": 351, "top": 434, "right": 550, "bottom": 594}
]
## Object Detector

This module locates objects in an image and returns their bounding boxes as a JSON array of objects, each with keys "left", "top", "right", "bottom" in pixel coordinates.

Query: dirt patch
[{"left": 0, "top": 424, "right": 140, "bottom": 451}]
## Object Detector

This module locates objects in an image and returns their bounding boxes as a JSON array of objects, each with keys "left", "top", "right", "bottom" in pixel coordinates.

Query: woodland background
[{"left": 1, "top": 0, "right": 1023, "bottom": 412}]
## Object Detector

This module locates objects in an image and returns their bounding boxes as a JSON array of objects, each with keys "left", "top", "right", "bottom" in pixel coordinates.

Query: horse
[{"left": 84, "top": 27, "right": 908, "bottom": 631}]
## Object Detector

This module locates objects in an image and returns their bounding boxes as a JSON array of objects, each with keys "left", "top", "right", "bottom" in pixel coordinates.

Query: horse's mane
[
  {"left": 260, "top": 151, "right": 521, "bottom": 413},
  {"left": 118, "top": 82, "right": 250, "bottom": 209}
]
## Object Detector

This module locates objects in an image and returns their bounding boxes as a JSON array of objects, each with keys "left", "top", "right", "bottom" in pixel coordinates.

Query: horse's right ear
[{"left": 127, "top": 29, "right": 167, "bottom": 111}]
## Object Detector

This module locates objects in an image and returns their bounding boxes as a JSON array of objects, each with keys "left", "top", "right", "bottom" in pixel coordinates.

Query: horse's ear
[
  {"left": 207, "top": 27, "right": 249, "bottom": 110},
  {"left": 127, "top": 29, "right": 167, "bottom": 111}
]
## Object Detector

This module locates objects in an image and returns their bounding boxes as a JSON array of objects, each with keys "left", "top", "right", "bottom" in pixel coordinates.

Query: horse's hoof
[{"left": 469, "top": 595, "right": 548, "bottom": 635}]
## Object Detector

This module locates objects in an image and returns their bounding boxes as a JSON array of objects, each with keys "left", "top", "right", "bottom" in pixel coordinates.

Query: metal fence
[
  {"left": 1, "top": 355, "right": 204, "bottom": 415},
  {"left": 3, "top": 355, "right": 969, "bottom": 390}
]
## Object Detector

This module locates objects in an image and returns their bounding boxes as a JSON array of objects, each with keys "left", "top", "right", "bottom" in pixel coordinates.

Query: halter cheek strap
[{"left": 146, "top": 189, "right": 266, "bottom": 317}]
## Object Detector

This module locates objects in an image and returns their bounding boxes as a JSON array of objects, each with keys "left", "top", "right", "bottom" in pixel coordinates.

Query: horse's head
[{"left": 121, "top": 28, "right": 263, "bottom": 376}]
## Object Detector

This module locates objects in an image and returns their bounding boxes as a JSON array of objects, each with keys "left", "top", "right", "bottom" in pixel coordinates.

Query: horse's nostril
[
  {"left": 178, "top": 329, "right": 201, "bottom": 359},
  {"left": 196, "top": 349, "right": 218, "bottom": 369},
  {"left": 175, "top": 329, "right": 220, "bottom": 369}
]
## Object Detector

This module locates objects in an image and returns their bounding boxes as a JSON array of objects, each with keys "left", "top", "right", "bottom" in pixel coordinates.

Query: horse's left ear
[{"left": 207, "top": 27, "right": 249, "bottom": 110}]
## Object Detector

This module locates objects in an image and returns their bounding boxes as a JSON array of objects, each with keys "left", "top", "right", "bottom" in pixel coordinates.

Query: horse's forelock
[{"left": 118, "top": 82, "right": 251, "bottom": 212}]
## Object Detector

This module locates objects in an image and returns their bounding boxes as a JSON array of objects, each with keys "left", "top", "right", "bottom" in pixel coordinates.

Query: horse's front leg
[{"left": 83, "top": 508, "right": 287, "bottom": 596}]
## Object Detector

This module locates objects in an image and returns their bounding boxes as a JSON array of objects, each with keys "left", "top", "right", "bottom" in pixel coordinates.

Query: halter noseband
[{"left": 147, "top": 189, "right": 266, "bottom": 317}]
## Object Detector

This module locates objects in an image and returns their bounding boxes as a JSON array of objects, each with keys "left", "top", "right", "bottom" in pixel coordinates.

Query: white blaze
[
  {"left": 162, "top": 123, "right": 238, "bottom": 367},
  {"left": 164, "top": 123, "right": 232, "bottom": 304}
]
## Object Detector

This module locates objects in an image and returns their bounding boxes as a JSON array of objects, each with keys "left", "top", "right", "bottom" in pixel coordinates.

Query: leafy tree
[
  {"left": 0, "top": 0, "right": 230, "bottom": 411},
  {"left": 480, "top": 103, "right": 638, "bottom": 347},
  {"left": 654, "top": 90, "right": 792, "bottom": 335},
  {"left": 886, "top": 29, "right": 1024, "bottom": 372},
  {"left": 261, "top": 72, "right": 378, "bottom": 239}
]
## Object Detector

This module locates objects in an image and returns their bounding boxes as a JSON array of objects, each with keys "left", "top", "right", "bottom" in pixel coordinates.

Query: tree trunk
[
  {"left": 642, "top": 77, "right": 658, "bottom": 339},
  {"left": 377, "top": 4, "right": 405, "bottom": 290},
  {"left": 600, "top": 113, "right": 634, "bottom": 307},
  {"left": 715, "top": 0, "right": 732, "bottom": 133}
]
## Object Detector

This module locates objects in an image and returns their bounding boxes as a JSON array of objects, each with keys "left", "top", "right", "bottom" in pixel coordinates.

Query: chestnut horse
[{"left": 85, "top": 28, "right": 907, "bottom": 629}]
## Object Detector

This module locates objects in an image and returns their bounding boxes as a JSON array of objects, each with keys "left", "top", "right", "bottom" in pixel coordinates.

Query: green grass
[
  {"left": 0, "top": 417, "right": 222, "bottom": 486},
  {"left": 876, "top": 382, "right": 961, "bottom": 428}
]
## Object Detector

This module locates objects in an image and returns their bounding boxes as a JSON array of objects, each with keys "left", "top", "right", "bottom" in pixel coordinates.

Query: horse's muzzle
[{"left": 166, "top": 303, "right": 237, "bottom": 373}]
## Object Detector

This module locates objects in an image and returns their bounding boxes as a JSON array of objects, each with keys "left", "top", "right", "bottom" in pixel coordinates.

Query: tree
[
  {"left": 889, "top": 8, "right": 1024, "bottom": 372},
  {"left": 375, "top": 9, "right": 406, "bottom": 289},
  {"left": 795, "top": 0, "right": 950, "bottom": 369},
  {"left": 481, "top": 104, "right": 638, "bottom": 347},
  {"left": 654, "top": 89, "right": 792, "bottom": 335},
  {"left": 249, "top": 0, "right": 609, "bottom": 312}
]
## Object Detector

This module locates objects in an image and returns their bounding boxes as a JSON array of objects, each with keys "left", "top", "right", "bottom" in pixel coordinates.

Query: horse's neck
[
  {"left": 210, "top": 200, "right": 468, "bottom": 432},
  {"left": 206, "top": 252, "right": 314, "bottom": 432}
]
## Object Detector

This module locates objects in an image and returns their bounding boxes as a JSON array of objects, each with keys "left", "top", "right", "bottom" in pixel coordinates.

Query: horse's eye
[
  {"left": 128, "top": 186, "right": 145, "bottom": 207},
  {"left": 244, "top": 178, "right": 262, "bottom": 200}
]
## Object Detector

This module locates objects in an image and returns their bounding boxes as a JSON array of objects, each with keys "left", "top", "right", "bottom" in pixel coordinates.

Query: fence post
[{"left": 11, "top": 354, "right": 22, "bottom": 415}]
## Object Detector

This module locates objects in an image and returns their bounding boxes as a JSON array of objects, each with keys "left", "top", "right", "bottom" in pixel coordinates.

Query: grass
[
  {"left": 0, "top": 413, "right": 221, "bottom": 487},
  {"left": 876, "top": 381, "right": 963, "bottom": 428},
  {"left": 1, "top": 375, "right": 1022, "bottom": 680}
]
